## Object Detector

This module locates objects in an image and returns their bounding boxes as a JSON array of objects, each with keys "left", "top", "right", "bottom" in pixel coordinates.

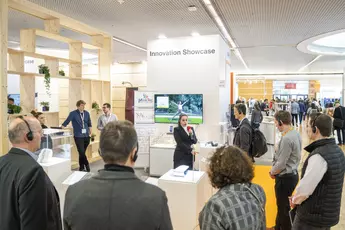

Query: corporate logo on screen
[
  {"left": 138, "top": 93, "right": 153, "bottom": 104},
  {"left": 149, "top": 49, "right": 216, "bottom": 57}
]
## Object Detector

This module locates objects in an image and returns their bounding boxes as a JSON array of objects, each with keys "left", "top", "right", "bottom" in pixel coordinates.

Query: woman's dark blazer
[{"left": 173, "top": 126, "right": 198, "bottom": 163}]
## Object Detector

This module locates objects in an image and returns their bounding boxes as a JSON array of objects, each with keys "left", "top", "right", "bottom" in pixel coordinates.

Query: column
[
  {"left": 342, "top": 69, "right": 345, "bottom": 106},
  {"left": 0, "top": 0, "right": 9, "bottom": 154}
]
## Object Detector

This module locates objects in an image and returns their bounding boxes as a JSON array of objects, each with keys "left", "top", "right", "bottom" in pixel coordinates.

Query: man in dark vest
[{"left": 290, "top": 113, "right": 345, "bottom": 230}]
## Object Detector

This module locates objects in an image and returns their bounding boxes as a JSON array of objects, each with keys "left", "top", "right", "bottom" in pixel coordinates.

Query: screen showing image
[{"left": 154, "top": 94, "right": 203, "bottom": 124}]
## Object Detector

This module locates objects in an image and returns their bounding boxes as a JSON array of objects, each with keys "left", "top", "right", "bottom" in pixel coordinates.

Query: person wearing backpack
[
  {"left": 270, "top": 110, "right": 302, "bottom": 230},
  {"left": 233, "top": 103, "right": 252, "bottom": 158},
  {"left": 251, "top": 102, "right": 263, "bottom": 129}
]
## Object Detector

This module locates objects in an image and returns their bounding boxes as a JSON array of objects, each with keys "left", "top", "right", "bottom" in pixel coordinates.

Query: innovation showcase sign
[{"left": 149, "top": 48, "right": 216, "bottom": 57}]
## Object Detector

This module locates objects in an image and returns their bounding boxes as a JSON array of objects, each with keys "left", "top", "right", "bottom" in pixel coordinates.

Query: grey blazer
[{"left": 63, "top": 168, "right": 173, "bottom": 230}]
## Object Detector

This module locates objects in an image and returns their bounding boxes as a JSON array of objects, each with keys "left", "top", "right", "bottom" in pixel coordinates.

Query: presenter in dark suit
[
  {"left": 0, "top": 117, "right": 62, "bottom": 230},
  {"left": 173, "top": 114, "right": 198, "bottom": 169}
]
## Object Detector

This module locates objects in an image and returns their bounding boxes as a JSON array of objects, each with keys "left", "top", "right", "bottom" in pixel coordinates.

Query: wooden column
[
  {"left": 19, "top": 29, "right": 35, "bottom": 113},
  {"left": 0, "top": 0, "right": 9, "bottom": 154},
  {"left": 69, "top": 42, "right": 82, "bottom": 78},
  {"left": 92, "top": 35, "right": 112, "bottom": 81},
  {"left": 44, "top": 19, "right": 60, "bottom": 34}
]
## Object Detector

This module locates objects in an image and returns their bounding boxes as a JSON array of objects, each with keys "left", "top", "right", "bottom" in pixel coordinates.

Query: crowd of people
[{"left": 0, "top": 97, "right": 344, "bottom": 230}]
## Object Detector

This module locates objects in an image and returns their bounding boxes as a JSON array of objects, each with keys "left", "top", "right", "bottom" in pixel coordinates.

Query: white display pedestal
[
  {"left": 40, "top": 157, "right": 72, "bottom": 215},
  {"left": 149, "top": 144, "right": 175, "bottom": 176},
  {"left": 199, "top": 157, "right": 218, "bottom": 197},
  {"left": 194, "top": 143, "right": 219, "bottom": 170},
  {"left": 158, "top": 170, "right": 210, "bottom": 230}
]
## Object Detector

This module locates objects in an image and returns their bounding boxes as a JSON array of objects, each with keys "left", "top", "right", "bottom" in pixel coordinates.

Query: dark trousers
[
  {"left": 299, "top": 112, "right": 304, "bottom": 124},
  {"left": 336, "top": 129, "right": 345, "bottom": 144},
  {"left": 291, "top": 114, "right": 298, "bottom": 126},
  {"left": 292, "top": 214, "right": 330, "bottom": 230},
  {"left": 275, "top": 173, "right": 299, "bottom": 230},
  {"left": 74, "top": 137, "right": 90, "bottom": 170},
  {"left": 173, "top": 155, "right": 193, "bottom": 170}
]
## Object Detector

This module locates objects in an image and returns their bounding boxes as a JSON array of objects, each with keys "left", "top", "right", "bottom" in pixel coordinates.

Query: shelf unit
[{"left": 2, "top": 0, "right": 112, "bottom": 164}]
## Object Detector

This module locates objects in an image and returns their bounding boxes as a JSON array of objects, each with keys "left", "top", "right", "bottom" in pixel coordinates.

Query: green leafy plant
[
  {"left": 92, "top": 101, "right": 101, "bottom": 114},
  {"left": 8, "top": 104, "right": 22, "bottom": 114},
  {"left": 40, "top": 101, "right": 50, "bottom": 111},
  {"left": 38, "top": 65, "right": 51, "bottom": 97},
  {"left": 59, "top": 70, "right": 65, "bottom": 76}
]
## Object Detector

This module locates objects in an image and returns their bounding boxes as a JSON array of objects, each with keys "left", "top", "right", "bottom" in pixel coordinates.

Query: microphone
[{"left": 187, "top": 126, "right": 192, "bottom": 136}]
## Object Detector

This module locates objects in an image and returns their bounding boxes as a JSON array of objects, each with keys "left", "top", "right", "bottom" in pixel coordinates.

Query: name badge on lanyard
[
  {"left": 104, "top": 114, "right": 112, "bottom": 125},
  {"left": 80, "top": 112, "right": 86, "bottom": 134}
]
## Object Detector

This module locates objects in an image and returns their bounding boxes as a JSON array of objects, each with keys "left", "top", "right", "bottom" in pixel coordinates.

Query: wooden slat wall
[{"left": 238, "top": 80, "right": 273, "bottom": 101}]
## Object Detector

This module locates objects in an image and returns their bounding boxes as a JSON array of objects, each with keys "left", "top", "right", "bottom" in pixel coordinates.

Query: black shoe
[
  {"left": 79, "top": 166, "right": 85, "bottom": 171},
  {"left": 85, "top": 164, "right": 90, "bottom": 172}
]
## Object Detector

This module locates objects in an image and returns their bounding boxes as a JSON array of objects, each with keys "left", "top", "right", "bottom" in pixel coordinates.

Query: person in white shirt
[
  {"left": 290, "top": 113, "right": 345, "bottom": 229},
  {"left": 97, "top": 103, "right": 118, "bottom": 131}
]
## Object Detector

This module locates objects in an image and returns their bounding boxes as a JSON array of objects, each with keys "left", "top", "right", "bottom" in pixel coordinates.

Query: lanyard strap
[{"left": 80, "top": 112, "right": 85, "bottom": 129}]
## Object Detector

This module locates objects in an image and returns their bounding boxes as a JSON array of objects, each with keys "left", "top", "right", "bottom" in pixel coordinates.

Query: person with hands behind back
[
  {"left": 270, "top": 110, "right": 301, "bottom": 230},
  {"left": 173, "top": 114, "right": 198, "bottom": 170}
]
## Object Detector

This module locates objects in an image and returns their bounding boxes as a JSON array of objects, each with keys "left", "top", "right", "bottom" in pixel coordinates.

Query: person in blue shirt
[{"left": 62, "top": 100, "right": 92, "bottom": 172}]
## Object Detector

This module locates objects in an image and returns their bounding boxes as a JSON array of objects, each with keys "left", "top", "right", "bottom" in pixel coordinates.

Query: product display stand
[
  {"left": 158, "top": 170, "right": 211, "bottom": 230},
  {"left": 134, "top": 91, "right": 155, "bottom": 169}
]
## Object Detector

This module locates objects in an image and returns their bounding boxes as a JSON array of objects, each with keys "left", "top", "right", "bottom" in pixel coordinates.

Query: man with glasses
[
  {"left": 97, "top": 103, "right": 118, "bottom": 131},
  {"left": 0, "top": 117, "right": 62, "bottom": 230}
]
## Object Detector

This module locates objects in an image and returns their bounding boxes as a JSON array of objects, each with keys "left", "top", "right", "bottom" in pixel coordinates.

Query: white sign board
[{"left": 134, "top": 91, "right": 154, "bottom": 108}]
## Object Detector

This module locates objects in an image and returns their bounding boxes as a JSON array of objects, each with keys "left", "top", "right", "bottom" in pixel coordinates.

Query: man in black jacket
[
  {"left": 64, "top": 120, "right": 173, "bottom": 230},
  {"left": 233, "top": 103, "right": 252, "bottom": 157},
  {"left": 0, "top": 117, "right": 62, "bottom": 230},
  {"left": 291, "top": 113, "right": 345, "bottom": 229},
  {"left": 333, "top": 102, "right": 345, "bottom": 145}
]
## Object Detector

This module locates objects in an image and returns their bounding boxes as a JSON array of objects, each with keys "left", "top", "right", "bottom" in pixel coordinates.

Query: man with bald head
[{"left": 0, "top": 117, "right": 62, "bottom": 230}]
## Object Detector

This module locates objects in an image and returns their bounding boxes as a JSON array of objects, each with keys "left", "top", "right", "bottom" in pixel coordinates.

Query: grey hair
[
  {"left": 8, "top": 117, "right": 38, "bottom": 144},
  {"left": 100, "top": 120, "right": 138, "bottom": 164}
]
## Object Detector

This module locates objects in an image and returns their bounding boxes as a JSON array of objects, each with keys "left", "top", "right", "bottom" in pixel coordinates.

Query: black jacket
[
  {"left": 251, "top": 109, "right": 263, "bottom": 128},
  {"left": 233, "top": 118, "right": 252, "bottom": 154},
  {"left": 173, "top": 126, "right": 198, "bottom": 162},
  {"left": 333, "top": 106, "right": 345, "bottom": 128},
  {"left": 0, "top": 148, "right": 62, "bottom": 230},
  {"left": 298, "top": 138, "right": 345, "bottom": 227},
  {"left": 64, "top": 164, "right": 173, "bottom": 230}
]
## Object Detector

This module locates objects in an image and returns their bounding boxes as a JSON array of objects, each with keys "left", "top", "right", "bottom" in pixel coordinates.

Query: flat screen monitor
[{"left": 154, "top": 94, "right": 203, "bottom": 124}]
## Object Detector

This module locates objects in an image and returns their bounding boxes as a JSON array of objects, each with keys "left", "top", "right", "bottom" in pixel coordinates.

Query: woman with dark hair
[
  {"left": 173, "top": 114, "right": 198, "bottom": 169},
  {"left": 251, "top": 102, "right": 263, "bottom": 129},
  {"left": 31, "top": 110, "right": 48, "bottom": 129},
  {"left": 199, "top": 146, "right": 266, "bottom": 230}
]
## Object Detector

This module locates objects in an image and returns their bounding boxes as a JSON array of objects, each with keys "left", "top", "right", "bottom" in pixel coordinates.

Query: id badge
[{"left": 82, "top": 129, "right": 87, "bottom": 134}]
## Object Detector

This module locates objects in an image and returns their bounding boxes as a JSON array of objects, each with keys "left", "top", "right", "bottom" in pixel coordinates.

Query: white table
[
  {"left": 158, "top": 170, "right": 211, "bottom": 230},
  {"left": 149, "top": 144, "right": 175, "bottom": 176}
]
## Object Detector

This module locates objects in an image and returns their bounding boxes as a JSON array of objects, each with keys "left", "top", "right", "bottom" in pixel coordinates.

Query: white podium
[
  {"left": 158, "top": 170, "right": 211, "bottom": 230},
  {"left": 194, "top": 143, "right": 219, "bottom": 170}
]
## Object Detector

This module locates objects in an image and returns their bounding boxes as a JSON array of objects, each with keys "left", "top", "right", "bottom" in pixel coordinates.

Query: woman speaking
[{"left": 173, "top": 114, "right": 198, "bottom": 170}]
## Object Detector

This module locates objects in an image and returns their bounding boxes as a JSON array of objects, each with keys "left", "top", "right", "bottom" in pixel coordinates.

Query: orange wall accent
[{"left": 238, "top": 80, "right": 273, "bottom": 101}]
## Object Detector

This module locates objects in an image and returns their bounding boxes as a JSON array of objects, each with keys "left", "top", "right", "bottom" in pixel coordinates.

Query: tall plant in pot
[
  {"left": 40, "top": 101, "right": 50, "bottom": 111},
  {"left": 38, "top": 65, "right": 51, "bottom": 97}
]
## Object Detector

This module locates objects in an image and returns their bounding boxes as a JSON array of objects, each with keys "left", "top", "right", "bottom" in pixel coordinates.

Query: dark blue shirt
[{"left": 62, "top": 110, "right": 92, "bottom": 137}]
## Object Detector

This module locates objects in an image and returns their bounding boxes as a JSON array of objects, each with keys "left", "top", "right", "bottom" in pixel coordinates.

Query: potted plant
[
  {"left": 40, "top": 101, "right": 50, "bottom": 111},
  {"left": 8, "top": 104, "right": 22, "bottom": 114},
  {"left": 59, "top": 70, "right": 65, "bottom": 76},
  {"left": 91, "top": 133, "right": 96, "bottom": 142},
  {"left": 92, "top": 101, "right": 101, "bottom": 114},
  {"left": 38, "top": 64, "right": 51, "bottom": 97}
]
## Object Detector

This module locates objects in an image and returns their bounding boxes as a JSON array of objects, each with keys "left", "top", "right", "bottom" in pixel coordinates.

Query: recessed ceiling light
[
  {"left": 191, "top": 32, "right": 200, "bottom": 37},
  {"left": 188, "top": 5, "right": 198, "bottom": 11},
  {"left": 158, "top": 34, "right": 167, "bottom": 39},
  {"left": 117, "top": 0, "right": 125, "bottom": 4}
]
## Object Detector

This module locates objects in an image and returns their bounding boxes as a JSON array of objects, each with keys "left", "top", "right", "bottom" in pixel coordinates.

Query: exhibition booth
[{"left": 2, "top": 1, "right": 278, "bottom": 228}]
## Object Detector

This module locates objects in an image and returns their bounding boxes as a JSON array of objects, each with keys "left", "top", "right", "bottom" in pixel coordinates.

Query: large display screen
[{"left": 154, "top": 94, "right": 203, "bottom": 124}]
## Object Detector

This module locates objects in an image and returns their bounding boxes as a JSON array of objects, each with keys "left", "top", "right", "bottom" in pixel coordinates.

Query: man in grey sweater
[
  {"left": 270, "top": 110, "right": 301, "bottom": 230},
  {"left": 291, "top": 99, "right": 300, "bottom": 127}
]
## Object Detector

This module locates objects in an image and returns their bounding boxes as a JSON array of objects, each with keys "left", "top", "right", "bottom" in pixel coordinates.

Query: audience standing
[
  {"left": 199, "top": 146, "right": 266, "bottom": 230},
  {"left": 233, "top": 103, "right": 252, "bottom": 158},
  {"left": 63, "top": 121, "right": 173, "bottom": 230},
  {"left": 251, "top": 102, "right": 263, "bottom": 129},
  {"left": 270, "top": 110, "right": 302, "bottom": 230},
  {"left": 0, "top": 117, "right": 62, "bottom": 230},
  {"left": 291, "top": 113, "right": 345, "bottom": 230},
  {"left": 291, "top": 99, "right": 300, "bottom": 127}
]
